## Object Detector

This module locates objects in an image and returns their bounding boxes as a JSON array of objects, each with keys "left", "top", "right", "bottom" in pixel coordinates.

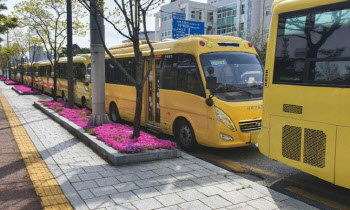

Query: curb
[
  {"left": 33, "top": 101, "right": 181, "bottom": 165},
  {"left": 12, "top": 87, "right": 42, "bottom": 95},
  {"left": 4, "top": 82, "right": 21, "bottom": 85}
]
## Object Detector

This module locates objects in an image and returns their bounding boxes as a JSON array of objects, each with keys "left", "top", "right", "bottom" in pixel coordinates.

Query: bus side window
[
  {"left": 160, "top": 55, "right": 177, "bottom": 90},
  {"left": 177, "top": 54, "right": 205, "bottom": 97}
]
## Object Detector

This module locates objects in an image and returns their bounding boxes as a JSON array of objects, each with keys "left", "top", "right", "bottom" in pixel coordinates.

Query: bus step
[
  {"left": 147, "top": 128, "right": 160, "bottom": 135},
  {"left": 146, "top": 123, "right": 161, "bottom": 134}
]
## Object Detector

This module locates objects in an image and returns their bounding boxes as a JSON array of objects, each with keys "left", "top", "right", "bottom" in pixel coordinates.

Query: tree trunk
[
  {"left": 31, "top": 69, "right": 34, "bottom": 91},
  {"left": 132, "top": 84, "right": 144, "bottom": 138},
  {"left": 53, "top": 76, "right": 57, "bottom": 101}
]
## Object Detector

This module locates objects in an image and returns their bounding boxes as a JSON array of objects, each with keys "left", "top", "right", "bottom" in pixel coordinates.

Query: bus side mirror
[{"left": 206, "top": 77, "right": 217, "bottom": 90}]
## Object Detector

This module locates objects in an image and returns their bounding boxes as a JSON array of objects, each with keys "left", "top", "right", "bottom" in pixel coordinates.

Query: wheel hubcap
[
  {"left": 179, "top": 125, "right": 192, "bottom": 146},
  {"left": 111, "top": 108, "right": 117, "bottom": 121}
]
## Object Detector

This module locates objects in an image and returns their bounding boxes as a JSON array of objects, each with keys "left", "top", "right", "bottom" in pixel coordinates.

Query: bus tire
[
  {"left": 109, "top": 103, "right": 121, "bottom": 123},
  {"left": 62, "top": 91, "right": 67, "bottom": 102},
  {"left": 81, "top": 97, "right": 88, "bottom": 108},
  {"left": 175, "top": 119, "right": 197, "bottom": 151}
]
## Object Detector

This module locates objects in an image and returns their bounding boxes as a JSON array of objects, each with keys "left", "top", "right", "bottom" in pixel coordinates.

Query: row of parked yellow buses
[
  {"left": 3, "top": 0, "right": 349, "bottom": 189},
  {"left": 5, "top": 35, "right": 264, "bottom": 152}
]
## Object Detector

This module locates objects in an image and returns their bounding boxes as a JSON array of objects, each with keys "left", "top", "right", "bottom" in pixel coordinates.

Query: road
[{"left": 185, "top": 144, "right": 350, "bottom": 210}]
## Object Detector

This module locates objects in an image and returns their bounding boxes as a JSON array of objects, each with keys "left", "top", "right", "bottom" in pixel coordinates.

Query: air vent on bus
[
  {"left": 282, "top": 125, "right": 302, "bottom": 161},
  {"left": 283, "top": 104, "right": 303, "bottom": 114},
  {"left": 217, "top": 42, "right": 240, "bottom": 47},
  {"left": 304, "top": 128, "right": 326, "bottom": 168}
]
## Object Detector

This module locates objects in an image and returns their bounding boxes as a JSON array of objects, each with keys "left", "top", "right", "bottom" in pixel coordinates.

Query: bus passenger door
[{"left": 146, "top": 59, "right": 161, "bottom": 131}]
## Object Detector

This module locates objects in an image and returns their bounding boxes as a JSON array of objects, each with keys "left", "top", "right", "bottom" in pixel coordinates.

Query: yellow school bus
[
  {"left": 259, "top": 0, "right": 350, "bottom": 189},
  {"left": 56, "top": 55, "right": 92, "bottom": 108},
  {"left": 36, "top": 61, "right": 53, "bottom": 94},
  {"left": 105, "top": 36, "right": 263, "bottom": 150},
  {"left": 10, "top": 66, "right": 16, "bottom": 81},
  {"left": 24, "top": 62, "right": 40, "bottom": 87}
]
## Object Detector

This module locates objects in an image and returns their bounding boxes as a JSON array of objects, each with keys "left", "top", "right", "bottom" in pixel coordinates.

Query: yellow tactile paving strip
[{"left": 0, "top": 90, "right": 73, "bottom": 210}]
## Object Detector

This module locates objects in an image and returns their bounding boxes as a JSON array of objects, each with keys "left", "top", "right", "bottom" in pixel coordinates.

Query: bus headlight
[{"left": 214, "top": 106, "right": 237, "bottom": 132}]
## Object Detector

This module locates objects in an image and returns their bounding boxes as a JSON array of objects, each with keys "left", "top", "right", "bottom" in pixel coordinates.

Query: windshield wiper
[
  {"left": 246, "top": 84, "right": 263, "bottom": 89},
  {"left": 215, "top": 84, "right": 254, "bottom": 98}
]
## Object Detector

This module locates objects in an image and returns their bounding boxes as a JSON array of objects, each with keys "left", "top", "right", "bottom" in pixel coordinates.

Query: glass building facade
[{"left": 217, "top": 4, "right": 237, "bottom": 35}]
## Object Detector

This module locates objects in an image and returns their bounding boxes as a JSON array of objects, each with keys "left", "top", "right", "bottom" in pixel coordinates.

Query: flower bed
[
  {"left": 14, "top": 85, "right": 41, "bottom": 94},
  {"left": 39, "top": 100, "right": 177, "bottom": 153},
  {"left": 5, "top": 80, "right": 20, "bottom": 85},
  {"left": 0, "top": 76, "right": 7, "bottom": 81}
]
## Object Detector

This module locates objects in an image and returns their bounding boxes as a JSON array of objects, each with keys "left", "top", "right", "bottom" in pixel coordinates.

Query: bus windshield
[{"left": 200, "top": 52, "right": 263, "bottom": 101}]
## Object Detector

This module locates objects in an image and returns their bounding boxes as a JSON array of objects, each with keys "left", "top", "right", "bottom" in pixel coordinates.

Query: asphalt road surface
[{"left": 185, "top": 144, "right": 350, "bottom": 210}]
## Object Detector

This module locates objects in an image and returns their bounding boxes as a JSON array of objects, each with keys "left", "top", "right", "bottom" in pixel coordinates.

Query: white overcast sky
[{"left": 3, "top": 0, "right": 207, "bottom": 48}]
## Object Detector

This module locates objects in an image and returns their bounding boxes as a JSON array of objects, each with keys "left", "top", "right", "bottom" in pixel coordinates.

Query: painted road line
[
  {"left": 0, "top": 90, "right": 73, "bottom": 210},
  {"left": 285, "top": 186, "right": 350, "bottom": 210}
]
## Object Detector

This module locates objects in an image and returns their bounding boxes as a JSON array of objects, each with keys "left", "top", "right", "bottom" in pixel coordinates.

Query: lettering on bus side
[{"left": 247, "top": 105, "right": 263, "bottom": 111}]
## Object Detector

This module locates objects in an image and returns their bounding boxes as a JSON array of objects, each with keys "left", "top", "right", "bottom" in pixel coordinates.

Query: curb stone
[{"left": 33, "top": 101, "right": 181, "bottom": 165}]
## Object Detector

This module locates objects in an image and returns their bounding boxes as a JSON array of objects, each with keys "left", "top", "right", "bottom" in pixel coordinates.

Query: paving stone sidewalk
[
  {"left": 0, "top": 83, "right": 318, "bottom": 210},
  {"left": 0, "top": 92, "right": 42, "bottom": 209}
]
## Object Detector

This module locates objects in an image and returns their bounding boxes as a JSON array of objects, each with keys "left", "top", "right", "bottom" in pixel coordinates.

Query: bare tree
[
  {"left": 78, "top": 0, "right": 162, "bottom": 137},
  {"left": 15, "top": 0, "right": 86, "bottom": 100}
]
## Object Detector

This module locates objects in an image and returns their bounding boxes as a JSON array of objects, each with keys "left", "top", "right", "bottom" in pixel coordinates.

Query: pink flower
[
  {"left": 14, "top": 85, "right": 41, "bottom": 94},
  {"left": 39, "top": 99, "right": 177, "bottom": 153}
]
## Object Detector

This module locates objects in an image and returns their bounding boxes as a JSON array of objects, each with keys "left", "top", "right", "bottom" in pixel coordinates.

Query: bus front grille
[{"left": 239, "top": 120, "right": 262, "bottom": 132}]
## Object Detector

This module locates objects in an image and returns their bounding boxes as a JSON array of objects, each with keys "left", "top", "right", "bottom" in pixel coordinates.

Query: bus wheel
[
  {"left": 81, "top": 97, "right": 88, "bottom": 108},
  {"left": 62, "top": 91, "right": 67, "bottom": 102},
  {"left": 109, "top": 103, "right": 121, "bottom": 123},
  {"left": 175, "top": 120, "right": 197, "bottom": 151}
]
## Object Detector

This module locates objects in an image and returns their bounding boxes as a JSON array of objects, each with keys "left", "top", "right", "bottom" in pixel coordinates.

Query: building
[
  {"left": 154, "top": 0, "right": 217, "bottom": 41},
  {"left": 154, "top": 0, "right": 273, "bottom": 41},
  {"left": 29, "top": 46, "right": 49, "bottom": 62},
  {"left": 122, "top": 31, "right": 156, "bottom": 43}
]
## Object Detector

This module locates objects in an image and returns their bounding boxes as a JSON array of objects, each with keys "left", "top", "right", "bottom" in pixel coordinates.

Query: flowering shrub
[
  {"left": 0, "top": 76, "right": 7, "bottom": 81},
  {"left": 14, "top": 85, "right": 41, "bottom": 94},
  {"left": 39, "top": 100, "right": 177, "bottom": 153},
  {"left": 5, "top": 80, "right": 20, "bottom": 85}
]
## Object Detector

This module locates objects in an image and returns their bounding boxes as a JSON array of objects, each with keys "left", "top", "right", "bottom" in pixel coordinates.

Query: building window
[
  {"left": 199, "top": 11, "right": 202, "bottom": 20},
  {"left": 217, "top": 13, "right": 222, "bottom": 19},
  {"left": 162, "top": 14, "right": 172, "bottom": 22},
  {"left": 191, "top": 11, "right": 196, "bottom": 19},
  {"left": 209, "top": 12, "right": 213, "bottom": 21},
  {"left": 265, "top": 6, "right": 271, "bottom": 16},
  {"left": 241, "top": 4, "right": 245, "bottom": 14}
]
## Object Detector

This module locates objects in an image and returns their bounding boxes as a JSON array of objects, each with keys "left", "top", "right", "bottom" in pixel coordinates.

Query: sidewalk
[
  {"left": 0, "top": 93, "right": 42, "bottom": 209},
  {"left": 0, "top": 82, "right": 318, "bottom": 210}
]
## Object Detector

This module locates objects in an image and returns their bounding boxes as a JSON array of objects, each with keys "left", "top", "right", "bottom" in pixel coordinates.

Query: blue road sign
[
  {"left": 172, "top": 19, "right": 205, "bottom": 39},
  {"left": 172, "top": 12, "right": 186, "bottom": 20}
]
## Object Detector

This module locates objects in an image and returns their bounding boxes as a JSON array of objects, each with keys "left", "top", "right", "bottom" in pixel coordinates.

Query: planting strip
[
  {"left": 34, "top": 101, "right": 181, "bottom": 165},
  {"left": 12, "top": 86, "right": 42, "bottom": 95}
]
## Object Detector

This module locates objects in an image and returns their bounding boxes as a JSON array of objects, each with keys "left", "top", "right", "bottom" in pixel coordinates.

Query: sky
[{"left": 3, "top": 0, "right": 207, "bottom": 48}]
